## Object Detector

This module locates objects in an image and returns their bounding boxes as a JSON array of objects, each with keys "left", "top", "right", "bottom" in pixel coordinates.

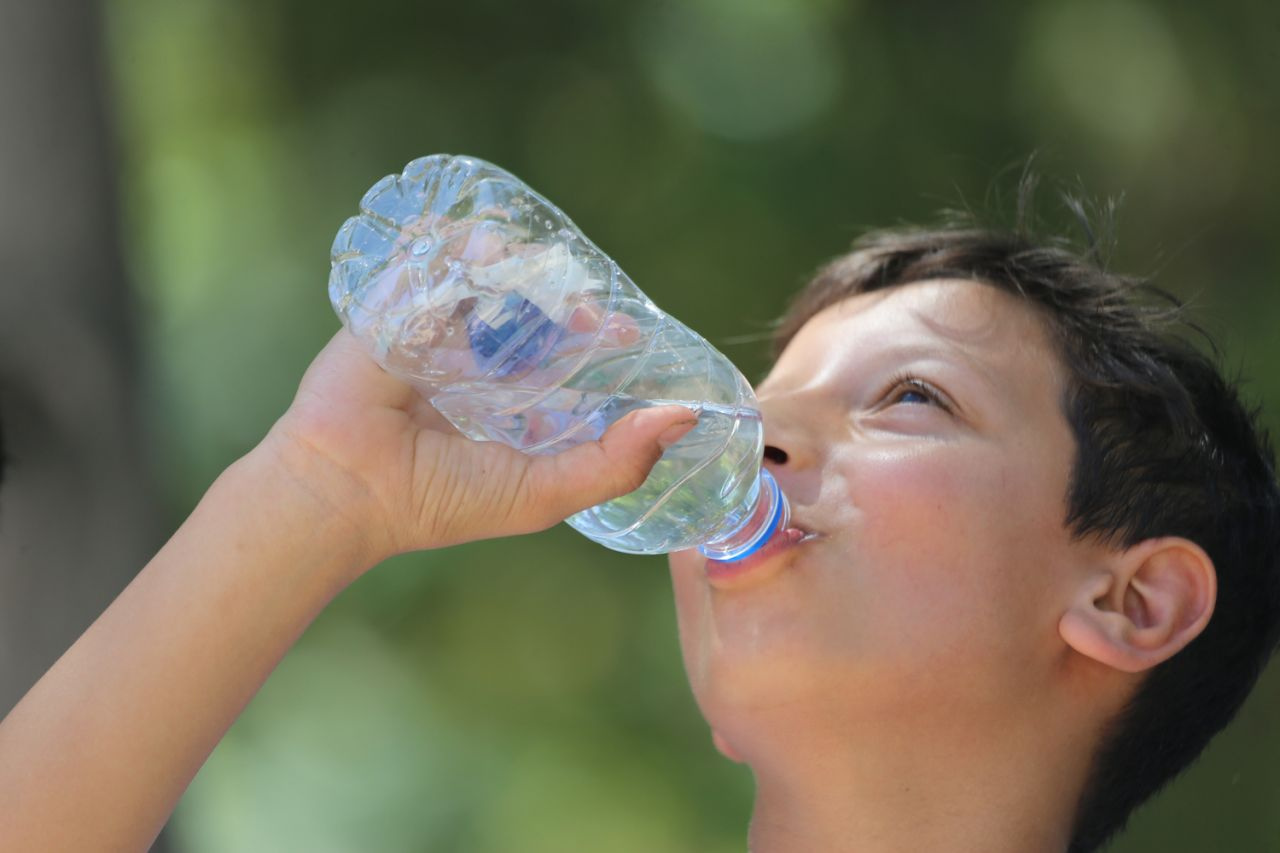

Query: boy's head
[{"left": 667, "top": 215, "right": 1280, "bottom": 851}]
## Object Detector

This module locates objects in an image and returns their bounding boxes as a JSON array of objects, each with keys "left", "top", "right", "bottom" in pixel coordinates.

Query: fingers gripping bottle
[{"left": 329, "top": 154, "right": 789, "bottom": 561}]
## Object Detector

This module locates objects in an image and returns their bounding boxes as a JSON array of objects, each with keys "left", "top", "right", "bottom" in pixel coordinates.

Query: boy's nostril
[{"left": 764, "top": 445, "right": 789, "bottom": 464}]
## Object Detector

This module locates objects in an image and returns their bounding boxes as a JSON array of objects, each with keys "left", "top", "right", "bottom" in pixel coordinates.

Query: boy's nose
[
  {"left": 763, "top": 443, "right": 790, "bottom": 465},
  {"left": 759, "top": 402, "right": 820, "bottom": 472}
]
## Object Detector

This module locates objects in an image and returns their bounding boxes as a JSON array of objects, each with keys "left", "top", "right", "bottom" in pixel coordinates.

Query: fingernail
[{"left": 657, "top": 419, "right": 698, "bottom": 449}]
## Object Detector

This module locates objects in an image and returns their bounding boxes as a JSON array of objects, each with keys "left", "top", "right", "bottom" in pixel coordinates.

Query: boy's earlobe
[{"left": 1059, "top": 538, "right": 1217, "bottom": 674}]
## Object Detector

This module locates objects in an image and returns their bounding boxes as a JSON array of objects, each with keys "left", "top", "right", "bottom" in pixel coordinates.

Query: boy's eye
[
  {"left": 884, "top": 376, "right": 951, "bottom": 412},
  {"left": 895, "top": 386, "right": 932, "bottom": 405}
]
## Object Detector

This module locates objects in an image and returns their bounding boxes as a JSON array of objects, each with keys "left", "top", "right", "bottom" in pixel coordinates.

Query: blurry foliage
[{"left": 100, "top": 0, "right": 1280, "bottom": 849}]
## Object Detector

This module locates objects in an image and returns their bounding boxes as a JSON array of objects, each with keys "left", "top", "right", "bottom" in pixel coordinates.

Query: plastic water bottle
[{"left": 329, "top": 154, "right": 789, "bottom": 561}]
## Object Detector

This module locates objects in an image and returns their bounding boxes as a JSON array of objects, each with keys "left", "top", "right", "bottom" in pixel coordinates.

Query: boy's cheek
[{"left": 845, "top": 450, "right": 1030, "bottom": 618}]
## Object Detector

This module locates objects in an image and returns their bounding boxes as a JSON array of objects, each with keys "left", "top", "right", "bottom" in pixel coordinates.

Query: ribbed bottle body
[{"left": 330, "top": 154, "right": 782, "bottom": 556}]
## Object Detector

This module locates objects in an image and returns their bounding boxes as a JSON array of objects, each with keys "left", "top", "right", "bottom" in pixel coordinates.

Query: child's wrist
[{"left": 230, "top": 433, "right": 391, "bottom": 585}]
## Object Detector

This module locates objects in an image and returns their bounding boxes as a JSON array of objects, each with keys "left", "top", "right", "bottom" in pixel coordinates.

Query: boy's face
[{"left": 668, "top": 279, "right": 1091, "bottom": 750}]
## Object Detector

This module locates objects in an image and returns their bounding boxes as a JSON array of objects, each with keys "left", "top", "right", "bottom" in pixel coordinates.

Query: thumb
[{"left": 523, "top": 405, "right": 700, "bottom": 527}]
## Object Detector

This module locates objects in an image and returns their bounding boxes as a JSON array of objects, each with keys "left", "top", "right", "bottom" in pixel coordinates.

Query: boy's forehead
[
  {"left": 810, "top": 278, "right": 1043, "bottom": 340},
  {"left": 765, "top": 279, "right": 1065, "bottom": 396}
]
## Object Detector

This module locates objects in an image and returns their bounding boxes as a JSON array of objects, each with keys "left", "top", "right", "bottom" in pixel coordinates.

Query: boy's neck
[{"left": 737, "top": 701, "right": 1093, "bottom": 853}]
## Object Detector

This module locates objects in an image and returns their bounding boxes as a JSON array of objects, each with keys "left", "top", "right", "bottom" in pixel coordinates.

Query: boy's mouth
[{"left": 703, "top": 524, "right": 824, "bottom": 587}]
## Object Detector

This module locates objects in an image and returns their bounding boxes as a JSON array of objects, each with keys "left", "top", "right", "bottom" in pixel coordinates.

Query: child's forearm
[
  {"left": 0, "top": 323, "right": 691, "bottom": 851},
  {"left": 0, "top": 444, "right": 377, "bottom": 851}
]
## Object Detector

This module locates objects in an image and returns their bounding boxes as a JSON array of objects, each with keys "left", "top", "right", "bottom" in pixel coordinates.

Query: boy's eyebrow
[
  {"left": 885, "top": 340, "right": 1002, "bottom": 388},
  {"left": 758, "top": 339, "right": 1006, "bottom": 401}
]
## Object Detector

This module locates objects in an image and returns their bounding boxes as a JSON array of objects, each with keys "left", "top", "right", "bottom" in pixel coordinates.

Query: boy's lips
[{"left": 703, "top": 524, "right": 824, "bottom": 588}]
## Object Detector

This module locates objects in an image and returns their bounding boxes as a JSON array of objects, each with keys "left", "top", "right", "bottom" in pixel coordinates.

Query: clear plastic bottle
[{"left": 329, "top": 154, "right": 789, "bottom": 561}]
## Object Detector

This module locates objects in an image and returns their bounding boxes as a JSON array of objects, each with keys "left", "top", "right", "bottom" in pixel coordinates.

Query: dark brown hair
[{"left": 771, "top": 205, "right": 1280, "bottom": 852}]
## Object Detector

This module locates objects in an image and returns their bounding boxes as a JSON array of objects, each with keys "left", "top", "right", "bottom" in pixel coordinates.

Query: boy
[{"left": 1, "top": 210, "right": 1277, "bottom": 852}]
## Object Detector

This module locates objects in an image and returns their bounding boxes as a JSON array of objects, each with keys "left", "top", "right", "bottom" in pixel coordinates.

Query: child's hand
[{"left": 257, "top": 327, "right": 698, "bottom": 568}]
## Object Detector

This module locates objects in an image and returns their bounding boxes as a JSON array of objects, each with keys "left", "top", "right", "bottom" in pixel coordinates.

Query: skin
[
  {"left": 0, "top": 279, "right": 1215, "bottom": 851},
  {"left": 669, "top": 279, "right": 1217, "bottom": 852},
  {"left": 0, "top": 328, "right": 698, "bottom": 851}
]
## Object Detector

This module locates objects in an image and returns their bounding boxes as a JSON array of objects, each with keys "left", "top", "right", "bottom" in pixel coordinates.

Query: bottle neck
[{"left": 697, "top": 468, "right": 790, "bottom": 562}]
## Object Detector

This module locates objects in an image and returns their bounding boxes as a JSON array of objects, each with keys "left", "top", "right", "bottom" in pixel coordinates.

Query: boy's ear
[{"left": 1059, "top": 537, "right": 1217, "bottom": 673}]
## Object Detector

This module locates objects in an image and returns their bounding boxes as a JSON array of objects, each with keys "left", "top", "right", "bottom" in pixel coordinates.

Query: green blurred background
[{"left": 4, "top": 0, "right": 1279, "bottom": 849}]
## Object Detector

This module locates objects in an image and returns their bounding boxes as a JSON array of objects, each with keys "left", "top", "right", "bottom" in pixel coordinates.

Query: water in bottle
[{"left": 329, "top": 154, "right": 789, "bottom": 561}]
